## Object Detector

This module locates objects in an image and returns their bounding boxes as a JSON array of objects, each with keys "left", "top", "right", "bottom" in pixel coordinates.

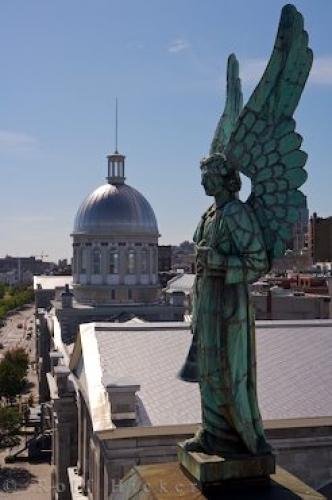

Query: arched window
[
  {"left": 80, "top": 248, "right": 88, "bottom": 273},
  {"left": 92, "top": 247, "right": 101, "bottom": 274},
  {"left": 127, "top": 249, "right": 136, "bottom": 274},
  {"left": 109, "top": 250, "right": 119, "bottom": 274},
  {"left": 141, "top": 248, "right": 148, "bottom": 274}
]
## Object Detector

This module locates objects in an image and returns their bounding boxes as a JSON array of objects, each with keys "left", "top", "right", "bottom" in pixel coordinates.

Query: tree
[
  {"left": 0, "top": 284, "right": 34, "bottom": 321},
  {"left": 0, "top": 406, "right": 21, "bottom": 447},
  {"left": 4, "top": 348, "right": 29, "bottom": 380},
  {"left": 0, "top": 360, "right": 25, "bottom": 401}
]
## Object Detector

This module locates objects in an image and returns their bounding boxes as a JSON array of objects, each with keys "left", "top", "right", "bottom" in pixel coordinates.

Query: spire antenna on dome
[
  {"left": 115, "top": 97, "right": 118, "bottom": 154},
  {"left": 107, "top": 98, "right": 126, "bottom": 185}
]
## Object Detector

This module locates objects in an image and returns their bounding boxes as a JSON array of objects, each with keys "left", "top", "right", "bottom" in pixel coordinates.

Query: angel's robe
[{"left": 191, "top": 198, "right": 271, "bottom": 456}]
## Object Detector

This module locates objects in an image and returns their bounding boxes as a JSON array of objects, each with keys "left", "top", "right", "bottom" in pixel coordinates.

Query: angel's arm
[{"left": 198, "top": 201, "right": 269, "bottom": 284}]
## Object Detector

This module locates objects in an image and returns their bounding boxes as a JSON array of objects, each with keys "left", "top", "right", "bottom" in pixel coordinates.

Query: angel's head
[{"left": 200, "top": 153, "right": 241, "bottom": 197}]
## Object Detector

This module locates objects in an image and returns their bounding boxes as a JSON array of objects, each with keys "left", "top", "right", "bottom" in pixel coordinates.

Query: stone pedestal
[
  {"left": 118, "top": 462, "right": 325, "bottom": 499},
  {"left": 177, "top": 442, "right": 275, "bottom": 484}
]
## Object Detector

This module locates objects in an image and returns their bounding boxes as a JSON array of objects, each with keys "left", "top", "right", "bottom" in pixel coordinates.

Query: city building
[
  {"left": 45, "top": 319, "right": 332, "bottom": 499},
  {"left": 252, "top": 289, "right": 330, "bottom": 320},
  {"left": 270, "top": 202, "right": 310, "bottom": 272},
  {"left": 0, "top": 255, "right": 53, "bottom": 284},
  {"left": 163, "top": 273, "right": 331, "bottom": 320},
  {"left": 310, "top": 212, "right": 332, "bottom": 263},
  {"left": 171, "top": 241, "right": 195, "bottom": 273},
  {"left": 289, "top": 203, "right": 309, "bottom": 253},
  {"left": 157, "top": 245, "right": 172, "bottom": 272},
  {"left": 164, "top": 273, "right": 195, "bottom": 312}
]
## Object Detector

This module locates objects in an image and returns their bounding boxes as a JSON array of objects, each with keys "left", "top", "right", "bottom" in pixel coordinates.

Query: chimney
[
  {"left": 61, "top": 284, "right": 73, "bottom": 309},
  {"left": 54, "top": 366, "right": 71, "bottom": 396},
  {"left": 103, "top": 376, "right": 140, "bottom": 423},
  {"left": 50, "top": 351, "right": 64, "bottom": 375}
]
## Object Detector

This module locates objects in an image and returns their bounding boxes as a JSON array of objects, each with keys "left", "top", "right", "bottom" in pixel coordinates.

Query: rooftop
[
  {"left": 166, "top": 273, "right": 195, "bottom": 293},
  {"left": 33, "top": 275, "right": 73, "bottom": 290},
  {"left": 70, "top": 319, "right": 332, "bottom": 433}
]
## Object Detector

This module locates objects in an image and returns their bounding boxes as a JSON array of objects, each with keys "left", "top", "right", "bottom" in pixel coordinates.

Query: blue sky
[{"left": 0, "top": 0, "right": 331, "bottom": 261}]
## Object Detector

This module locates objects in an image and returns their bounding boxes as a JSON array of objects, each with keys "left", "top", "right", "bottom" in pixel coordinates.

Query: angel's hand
[
  {"left": 196, "top": 244, "right": 227, "bottom": 274},
  {"left": 195, "top": 245, "right": 210, "bottom": 270},
  {"left": 196, "top": 246, "right": 211, "bottom": 267}
]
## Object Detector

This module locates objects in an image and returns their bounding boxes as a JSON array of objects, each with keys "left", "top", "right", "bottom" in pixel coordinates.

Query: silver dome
[{"left": 73, "top": 183, "right": 159, "bottom": 236}]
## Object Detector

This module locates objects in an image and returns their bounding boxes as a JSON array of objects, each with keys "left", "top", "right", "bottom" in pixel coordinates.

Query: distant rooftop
[
  {"left": 166, "top": 273, "right": 195, "bottom": 294},
  {"left": 33, "top": 275, "right": 73, "bottom": 290}
]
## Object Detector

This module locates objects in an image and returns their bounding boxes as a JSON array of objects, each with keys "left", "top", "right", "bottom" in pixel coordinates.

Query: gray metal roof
[
  {"left": 77, "top": 320, "right": 332, "bottom": 429},
  {"left": 73, "top": 183, "right": 159, "bottom": 237},
  {"left": 166, "top": 274, "right": 195, "bottom": 293}
]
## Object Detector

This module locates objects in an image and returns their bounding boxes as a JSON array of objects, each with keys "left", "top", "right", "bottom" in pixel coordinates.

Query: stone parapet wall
[{"left": 99, "top": 426, "right": 332, "bottom": 496}]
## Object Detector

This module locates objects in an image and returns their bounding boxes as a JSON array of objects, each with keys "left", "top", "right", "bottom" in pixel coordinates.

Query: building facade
[
  {"left": 289, "top": 204, "right": 309, "bottom": 253},
  {"left": 310, "top": 212, "right": 332, "bottom": 263},
  {"left": 0, "top": 256, "right": 53, "bottom": 284},
  {"left": 157, "top": 245, "right": 172, "bottom": 272}
]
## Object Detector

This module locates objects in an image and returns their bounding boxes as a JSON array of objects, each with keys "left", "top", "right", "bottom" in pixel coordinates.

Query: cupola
[{"left": 107, "top": 151, "right": 125, "bottom": 185}]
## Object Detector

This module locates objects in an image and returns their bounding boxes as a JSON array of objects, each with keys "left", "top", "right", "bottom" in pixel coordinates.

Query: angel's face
[{"left": 200, "top": 156, "right": 227, "bottom": 196}]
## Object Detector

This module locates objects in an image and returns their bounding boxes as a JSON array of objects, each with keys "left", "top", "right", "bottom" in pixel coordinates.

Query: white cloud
[
  {"left": 0, "top": 130, "right": 38, "bottom": 150},
  {"left": 168, "top": 38, "right": 190, "bottom": 54},
  {"left": 240, "top": 56, "right": 332, "bottom": 86}
]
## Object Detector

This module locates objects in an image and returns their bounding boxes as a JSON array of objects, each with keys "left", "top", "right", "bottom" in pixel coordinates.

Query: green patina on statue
[{"left": 180, "top": 4, "right": 313, "bottom": 459}]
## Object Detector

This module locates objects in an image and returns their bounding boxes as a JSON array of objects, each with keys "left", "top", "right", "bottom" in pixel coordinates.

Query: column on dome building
[{"left": 85, "top": 245, "right": 92, "bottom": 285}]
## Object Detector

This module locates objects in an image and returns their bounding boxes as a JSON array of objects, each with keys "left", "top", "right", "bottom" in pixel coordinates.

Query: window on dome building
[
  {"left": 92, "top": 247, "right": 101, "bottom": 274},
  {"left": 80, "top": 248, "right": 88, "bottom": 273},
  {"left": 128, "top": 249, "right": 136, "bottom": 274},
  {"left": 109, "top": 250, "right": 119, "bottom": 274},
  {"left": 141, "top": 248, "right": 148, "bottom": 274}
]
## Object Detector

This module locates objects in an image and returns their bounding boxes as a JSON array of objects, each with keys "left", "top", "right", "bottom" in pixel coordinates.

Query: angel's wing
[
  {"left": 210, "top": 54, "right": 243, "bottom": 155},
  {"left": 226, "top": 4, "right": 313, "bottom": 261}
]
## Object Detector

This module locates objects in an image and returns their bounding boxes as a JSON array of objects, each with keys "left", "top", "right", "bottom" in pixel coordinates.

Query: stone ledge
[{"left": 119, "top": 462, "right": 326, "bottom": 499}]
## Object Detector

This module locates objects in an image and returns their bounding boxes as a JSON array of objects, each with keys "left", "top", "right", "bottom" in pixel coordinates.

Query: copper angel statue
[{"left": 179, "top": 4, "right": 313, "bottom": 458}]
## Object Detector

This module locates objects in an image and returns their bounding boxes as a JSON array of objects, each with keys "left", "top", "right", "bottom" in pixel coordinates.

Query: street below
[{"left": 0, "top": 304, "right": 51, "bottom": 499}]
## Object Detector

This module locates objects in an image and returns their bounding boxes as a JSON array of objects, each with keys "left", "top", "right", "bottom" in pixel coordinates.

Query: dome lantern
[{"left": 107, "top": 152, "right": 125, "bottom": 185}]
